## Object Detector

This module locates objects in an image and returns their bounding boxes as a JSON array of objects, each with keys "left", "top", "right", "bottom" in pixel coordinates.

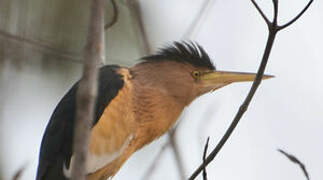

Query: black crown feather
[{"left": 142, "top": 41, "right": 215, "bottom": 70}]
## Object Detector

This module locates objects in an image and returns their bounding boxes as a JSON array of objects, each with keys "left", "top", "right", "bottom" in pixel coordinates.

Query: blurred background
[{"left": 0, "top": 0, "right": 322, "bottom": 179}]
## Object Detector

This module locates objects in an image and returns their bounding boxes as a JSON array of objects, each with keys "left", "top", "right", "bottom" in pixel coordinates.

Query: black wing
[{"left": 36, "top": 65, "right": 124, "bottom": 180}]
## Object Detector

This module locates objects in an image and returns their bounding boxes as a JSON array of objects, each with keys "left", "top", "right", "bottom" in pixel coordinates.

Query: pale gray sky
[{"left": 1, "top": 0, "right": 322, "bottom": 180}]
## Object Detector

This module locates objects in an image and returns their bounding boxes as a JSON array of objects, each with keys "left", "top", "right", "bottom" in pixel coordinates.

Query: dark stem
[
  {"left": 272, "top": 0, "right": 278, "bottom": 25},
  {"left": 71, "top": 0, "right": 104, "bottom": 179}
]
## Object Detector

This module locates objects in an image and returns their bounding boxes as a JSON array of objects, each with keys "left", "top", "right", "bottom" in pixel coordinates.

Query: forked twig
[{"left": 189, "top": 1, "right": 313, "bottom": 179}]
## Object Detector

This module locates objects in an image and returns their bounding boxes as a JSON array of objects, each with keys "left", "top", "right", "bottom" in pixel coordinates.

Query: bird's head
[{"left": 132, "top": 42, "right": 273, "bottom": 105}]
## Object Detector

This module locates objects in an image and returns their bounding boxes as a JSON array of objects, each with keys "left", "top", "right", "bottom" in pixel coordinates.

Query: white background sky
[{"left": 1, "top": 0, "right": 322, "bottom": 180}]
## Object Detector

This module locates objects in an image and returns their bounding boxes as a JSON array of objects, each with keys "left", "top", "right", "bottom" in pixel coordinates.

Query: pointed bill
[{"left": 200, "top": 70, "right": 274, "bottom": 84}]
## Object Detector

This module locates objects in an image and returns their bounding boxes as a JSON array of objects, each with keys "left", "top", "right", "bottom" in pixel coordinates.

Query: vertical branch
[{"left": 71, "top": 0, "right": 104, "bottom": 179}]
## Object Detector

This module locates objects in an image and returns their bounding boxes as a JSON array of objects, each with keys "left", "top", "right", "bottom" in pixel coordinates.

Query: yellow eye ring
[{"left": 192, "top": 71, "right": 200, "bottom": 79}]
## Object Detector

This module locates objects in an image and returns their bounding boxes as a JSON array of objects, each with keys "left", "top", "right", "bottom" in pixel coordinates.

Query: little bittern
[{"left": 37, "top": 42, "right": 272, "bottom": 180}]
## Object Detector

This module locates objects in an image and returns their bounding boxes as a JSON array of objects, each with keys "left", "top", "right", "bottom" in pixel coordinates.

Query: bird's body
[{"left": 37, "top": 42, "right": 272, "bottom": 180}]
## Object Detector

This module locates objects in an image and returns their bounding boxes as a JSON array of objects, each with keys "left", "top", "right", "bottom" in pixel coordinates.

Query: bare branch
[
  {"left": 71, "top": 0, "right": 104, "bottom": 179},
  {"left": 188, "top": 0, "right": 313, "bottom": 179},
  {"left": 105, "top": 0, "right": 119, "bottom": 30},
  {"left": 278, "top": 149, "right": 310, "bottom": 180},
  {"left": 278, "top": 0, "right": 314, "bottom": 30},
  {"left": 202, "top": 137, "right": 210, "bottom": 180},
  {"left": 250, "top": 0, "right": 271, "bottom": 26}
]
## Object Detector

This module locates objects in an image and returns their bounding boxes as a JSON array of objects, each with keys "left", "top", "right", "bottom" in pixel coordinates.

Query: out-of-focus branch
[
  {"left": 12, "top": 165, "right": 26, "bottom": 180},
  {"left": 140, "top": 142, "right": 170, "bottom": 180},
  {"left": 71, "top": 0, "right": 104, "bottom": 179},
  {"left": 278, "top": 149, "right": 310, "bottom": 180},
  {"left": 127, "top": 0, "right": 151, "bottom": 55},
  {"left": 105, "top": 0, "right": 119, "bottom": 30},
  {"left": 0, "top": 29, "right": 81, "bottom": 62},
  {"left": 188, "top": 1, "right": 313, "bottom": 179},
  {"left": 169, "top": 128, "right": 186, "bottom": 180},
  {"left": 182, "top": 0, "right": 215, "bottom": 39}
]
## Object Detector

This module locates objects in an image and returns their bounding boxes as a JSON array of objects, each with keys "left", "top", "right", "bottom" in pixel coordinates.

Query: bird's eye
[{"left": 192, "top": 71, "right": 201, "bottom": 79}]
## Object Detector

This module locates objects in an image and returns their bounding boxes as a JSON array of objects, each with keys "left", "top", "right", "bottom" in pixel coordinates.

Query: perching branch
[
  {"left": 188, "top": 1, "right": 313, "bottom": 179},
  {"left": 105, "top": 0, "right": 119, "bottom": 30},
  {"left": 278, "top": 149, "right": 310, "bottom": 180},
  {"left": 71, "top": 0, "right": 104, "bottom": 179}
]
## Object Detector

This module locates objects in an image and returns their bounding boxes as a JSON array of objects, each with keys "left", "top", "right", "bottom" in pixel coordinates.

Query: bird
[{"left": 36, "top": 41, "right": 272, "bottom": 180}]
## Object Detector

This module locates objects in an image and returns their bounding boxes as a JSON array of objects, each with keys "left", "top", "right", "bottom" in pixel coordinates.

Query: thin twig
[
  {"left": 278, "top": 0, "right": 314, "bottom": 30},
  {"left": 188, "top": 0, "right": 313, "bottom": 179},
  {"left": 251, "top": 0, "right": 270, "bottom": 26},
  {"left": 278, "top": 149, "right": 310, "bottom": 180},
  {"left": 105, "top": 0, "right": 119, "bottom": 30},
  {"left": 71, "top": 0, "right": 104, "bottom": 179},
  {"left": 202, "top": 137, "right": 210, "bottom": 180}
]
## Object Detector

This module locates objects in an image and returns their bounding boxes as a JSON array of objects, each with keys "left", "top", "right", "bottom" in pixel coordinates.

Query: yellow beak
[{"left": 200, "top": 70, "right": 274, "bottom": 85}]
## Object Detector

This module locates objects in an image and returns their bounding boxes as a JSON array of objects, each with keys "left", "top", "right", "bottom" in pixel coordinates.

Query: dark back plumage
[
  {"left": 142, "top": 41, "right": 215, "bottom": 70},
  {"left": 37, "top": 65, "right": 124, "bottom": 180}
]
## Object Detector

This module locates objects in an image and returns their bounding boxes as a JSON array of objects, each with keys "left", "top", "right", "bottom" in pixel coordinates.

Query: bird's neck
[
  {"left": 129, "top": 66, "right": 189, "bottom": 149},
  {"left": 132, "top": 86, "right": 186, "bottom": 148}
]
